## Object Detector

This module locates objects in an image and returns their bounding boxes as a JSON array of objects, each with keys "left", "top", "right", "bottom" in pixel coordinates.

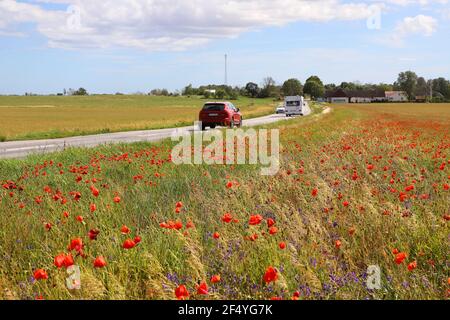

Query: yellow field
[
  {"left": 0, "top": 95, "right": 276, "bottom": 141},
  {"left": 330, "top": 103, "right": 450, "bottom": 121}
]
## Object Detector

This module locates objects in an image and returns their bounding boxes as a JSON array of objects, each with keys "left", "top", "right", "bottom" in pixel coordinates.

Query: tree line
[
  {"left": 175, "top": 71, "right": 450, "bottom": 102},
  {"left": 42, "top": 71, "right": 449, "bottom": 102}
]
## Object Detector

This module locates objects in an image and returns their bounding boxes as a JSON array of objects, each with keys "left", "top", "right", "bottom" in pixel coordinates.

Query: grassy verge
[{"left": 0, "top": 103, "right": 448, "bottom": 300}]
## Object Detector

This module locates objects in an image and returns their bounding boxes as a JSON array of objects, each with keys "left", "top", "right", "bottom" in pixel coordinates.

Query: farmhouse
[
  {"left": 385, "top": 91, "right": 408, "bottom": 102},
  {"left": 325, "top": 89, "right": 409, "bottom": 103},
  {"left": 325, "top": 88, "right": 349, "bottom": 103}
]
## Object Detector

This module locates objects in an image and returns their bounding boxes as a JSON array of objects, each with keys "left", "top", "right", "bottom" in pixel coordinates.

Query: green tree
[
  {"left": 73, "top": 87, "right": 88, "bottom": 96},
  {"left": 258, "top": 77, "right": 277, "bottom": 98},
  {"left": 245, "top": 82, "right": 260, "bottom": 98},
  {"left": 215, "top": 89, "right": 225, "bottom": 99},
  {"left": 281, "top": 78, "right": 303, "bottom": 96},
  {"left": 306, "top": 76, "right": 323, "bottom": 86},
  {"left": 431, "top": 77, "right": 450, "bottom": 99},
  {"left": 416, "top": 77, "right": 429, "bottom": 96},
  {"left": 303, "top": 76, "right": 325, "bottom": 99},
  {"left": 395, "top": 71, "right": 418, "bottom": 100},
  {"left": 183, "top": 84, "right": 195, "bottom": 96}
]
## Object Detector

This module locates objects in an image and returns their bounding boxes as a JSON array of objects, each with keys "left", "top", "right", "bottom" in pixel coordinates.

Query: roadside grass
[
  {"left": 0, "top": 95, "right": 276, "bottom": 141},
  {"left": 0, "top": 103, "right": 448, "bottom": 300}
]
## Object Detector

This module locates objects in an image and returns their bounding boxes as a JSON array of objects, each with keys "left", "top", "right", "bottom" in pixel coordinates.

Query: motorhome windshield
[{"left": 286, "top": 101, "right": 301, "bottom": 106}]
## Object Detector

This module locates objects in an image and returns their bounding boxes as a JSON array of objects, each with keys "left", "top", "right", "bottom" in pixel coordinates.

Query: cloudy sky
[{"left": 0, "top": 0, "right": 449, "bottom": 94}]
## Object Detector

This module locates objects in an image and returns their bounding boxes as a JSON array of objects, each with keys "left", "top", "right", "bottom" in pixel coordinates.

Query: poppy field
[
  {"left": 0, "top": 95, "right": 275, "bottom": 141},
  {"left": 0, "top": 103, "right": 448, "bottom": 300}
]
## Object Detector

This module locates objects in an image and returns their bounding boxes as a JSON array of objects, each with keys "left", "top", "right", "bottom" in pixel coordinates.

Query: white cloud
[
  {"left": 376, "top": 0, "right": 448, "bottom": 5},
  {"left": 384, "top": 14, "right": 438, "bottom": 46},
  {"left": 0, "top": 0, "right": 383, "bottom": 51},
  {"left": 395, "top": 14, "right": 438, "bottom": 36}
]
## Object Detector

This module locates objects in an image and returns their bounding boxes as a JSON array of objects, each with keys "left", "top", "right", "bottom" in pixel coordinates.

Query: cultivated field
[
  {"left": 0, "top": 95, "right": 276, "bottom": 141},
  {"left": 0, "top": 103, "right": 448, "bottom": 300}
]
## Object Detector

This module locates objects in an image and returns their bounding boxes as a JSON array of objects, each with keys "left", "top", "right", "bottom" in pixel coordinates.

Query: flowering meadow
[{"left": 0, "top": 103, "right": 448, "bottom": 300}]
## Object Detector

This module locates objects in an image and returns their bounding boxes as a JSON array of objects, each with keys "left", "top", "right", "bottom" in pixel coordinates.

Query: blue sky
[{"left": 0, "top": 0, "right": 449, "bottom": 94}]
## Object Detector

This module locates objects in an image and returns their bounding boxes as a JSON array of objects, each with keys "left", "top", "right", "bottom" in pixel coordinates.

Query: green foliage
[
  {"left": 281, "top": 78, "right": 303, "bottom": 96},
  {"left": 395, "top": 71, "right": 418, "bottom": 100},
  {"left": 304, "top": 76, "right": 325, "bottom": 99},
  {"left": 73, "top": 88, "right": 88, "bottom": 96}
]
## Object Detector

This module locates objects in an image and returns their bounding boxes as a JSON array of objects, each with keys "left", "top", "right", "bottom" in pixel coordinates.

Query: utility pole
[
  {"left": 429, "top": 80, "right": 433, "bottom": 101},
  {"left": 224, "top": 54, "right": 228, "bottom": 86}
]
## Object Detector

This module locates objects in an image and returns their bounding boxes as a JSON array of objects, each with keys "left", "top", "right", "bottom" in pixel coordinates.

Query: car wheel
[
  {"left": 201, "top": 124, "right": 206, "bottom": 131},
  {"left": 210, "top": 124, "right": 216, "bottom": 129},
  {"left": 230, "top": 120, "right": 234, "bottom": 129}
]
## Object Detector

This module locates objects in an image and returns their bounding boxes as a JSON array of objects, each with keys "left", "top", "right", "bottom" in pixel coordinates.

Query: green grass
[
  {"left": 0, "top": 95, "right": 276, "bottom": 141},
  {"left": 0, "top": 103, "right": 448, "bottom": 300}
]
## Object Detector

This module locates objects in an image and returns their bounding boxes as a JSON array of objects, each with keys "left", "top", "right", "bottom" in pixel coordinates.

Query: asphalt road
[{"left": 0, "top": 103, "right": 311, "bottom": 159}]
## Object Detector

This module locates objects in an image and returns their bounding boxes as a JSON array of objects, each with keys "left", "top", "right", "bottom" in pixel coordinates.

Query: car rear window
[
  {"left": 203, "top": 103, "right": 225, "bottom": 111},
  {"left": 286, "top": 101, "right": 300, "bottom": 106}
]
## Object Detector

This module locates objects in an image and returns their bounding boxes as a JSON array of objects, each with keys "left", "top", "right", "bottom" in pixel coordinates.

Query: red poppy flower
[
  {"left": 54, "top": 254, "right": 66, "bottom": 268},
  {"left": 263, "top": 266, "right": 278, "bottom": 284},
  {"left": 76, "top": 215, "right": 84, "bottom": 223},
  {"left": 123, "top": 239, "right": 136, "bottom": 249},
  {"left": 176, "top": 201, "right": 183, "bottom": 208},
  {"left": 186, "top": 221, "right": 195, "bottom": 229},
  {"left": 64, "top": 254, "right": 74, "bottom": 267},
  {"left": 407, "top": 261, "right": 417, "bottom": 271},
  {"left": 222, "top": 213, "right": 233, "bottom": 223},
  {"left": 113, "top": 196, "right": 121, "bottom": 203},
  {"left": 269, "top": 226, "right": 278, "bottom": 235},
  {"left": 88, "top": 229, "right": 100, "bottom": 240},
  {"left": 197, "top": 282, "right": 208, "bottom": 295},
  {"left": 35, "top": 196, "right": 43, "bottom": 205},
  {"left": 210, "top": 275, "right": 221, "bottom": 283},
  {"left": 279, "top": 242, "right": 286, "bottom": 250},
  {"left": 249, "top": 233, "right": 258, "bottom": 241},
  {"left": 175, "top": 285, "right": 189, "bottom": 300},
  {"left": 134, "top": 236, "right": 142, "bottom": 244},
  {"left": 348, "top": 227, "right": 356, "bottom": 236},
  {"left": 395, "top": 252, "right": 407, "bottom": 264},
  {"left": 226, "top": 181, "right": 233, "bottom": 189},
  {"left": 342, "top": 201, "right": 349, "bottom": 207},
  {"left": 175, "top": 207, "right": 181, "bottom": 213},
  {"left": 311, "top": 188, "right": 318, "bottom": 197},
  {"left": 213, "top": 232, "right": 220, "bottom": 239},
  {"left": 267, "top": 218, "right": 275, "bottom": 228},
  {"left": 69, "top": 238, "right": 83, "bottom": 252},
  {"left": 93, "top": 256, "right": 107, "bottom": 268},
  {"left": 335, "top": 240, "right": 342, "bottom": 249},
  {"left": 90, "top": 186, "right": 99, "bottom": 197},
  {"left": 33, "top": 269, "right": 48, "bottom": 280},
  {"left": 249, "top": 214, "right": 263, "bottom": 226},
  {"left": 120, "top": 225, "right": 131, "bottom": 234},
  {"left": 392, "top": 248, "right": 399, "bottom": 255},
  {"left": 174, "top": 221, "right": 183, "bottom": 230}
]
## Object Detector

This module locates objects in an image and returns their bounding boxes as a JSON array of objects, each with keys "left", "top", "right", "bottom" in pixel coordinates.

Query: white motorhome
[{"left": 284, "top": 96, "right": 304, "bottom": 117}]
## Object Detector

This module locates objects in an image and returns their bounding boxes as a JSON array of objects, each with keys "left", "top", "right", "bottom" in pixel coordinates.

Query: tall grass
[{"left": 0, "top": 103, "right": 448, "bottom": 300}]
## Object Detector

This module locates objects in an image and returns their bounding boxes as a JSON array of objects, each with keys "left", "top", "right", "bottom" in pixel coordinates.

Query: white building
[{"left": 385, "top": 91, "right": 408, "bottom": 102}]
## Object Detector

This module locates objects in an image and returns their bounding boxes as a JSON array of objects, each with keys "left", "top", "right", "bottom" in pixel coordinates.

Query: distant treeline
[{"left": 13, "top": 71, "right": 450, "bottom": 102}]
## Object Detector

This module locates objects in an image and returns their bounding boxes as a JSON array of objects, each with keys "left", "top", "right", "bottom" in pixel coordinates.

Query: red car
[{"left": 199, "top": 102, "right": 242, "bottom": 130}]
